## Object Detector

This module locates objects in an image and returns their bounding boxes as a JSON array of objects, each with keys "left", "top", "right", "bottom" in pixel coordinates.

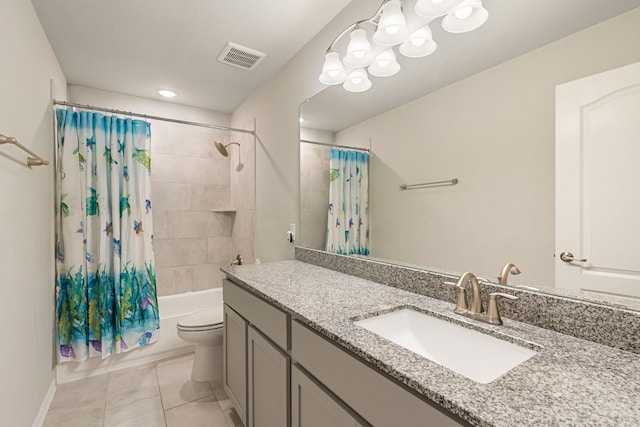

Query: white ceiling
[
  {"left": 31, "top": 0, "right": 351, "bottom": 113},
  {"left": 302, "top": 0, "right": 640, "bottom": 132},
  {"left": 32, "top": 0, "right": 640, "bottom": 123}
]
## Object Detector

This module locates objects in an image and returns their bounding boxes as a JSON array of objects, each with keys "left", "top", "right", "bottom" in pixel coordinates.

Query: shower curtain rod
[
  {"left": 300, "top": 139, "right": 370, "bottom": 152},
  {"left": 53, "top": 100, "right": 255, "bottom": 135}
]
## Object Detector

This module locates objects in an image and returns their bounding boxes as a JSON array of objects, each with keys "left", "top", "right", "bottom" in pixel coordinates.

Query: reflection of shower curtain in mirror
[
  {"left": 55, "top": 109, "right": 159, "bottom": 362},
  {"left": 325, "top": 148, "right": 370, "bottom": 255}
]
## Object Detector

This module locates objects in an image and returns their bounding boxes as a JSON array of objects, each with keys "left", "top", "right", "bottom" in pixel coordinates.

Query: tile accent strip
[{"left": 295, "top": 247, "right": 640, "bottom": 354}]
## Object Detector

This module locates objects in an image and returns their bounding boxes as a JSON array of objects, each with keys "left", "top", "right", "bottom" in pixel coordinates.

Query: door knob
[{"left": 560, "top": 251, "right": 587, "bottom": 263}]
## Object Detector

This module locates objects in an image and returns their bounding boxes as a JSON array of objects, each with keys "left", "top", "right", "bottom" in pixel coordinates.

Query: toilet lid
[{"left": 177, "top": 307, "right": 223, "bottom": 329}]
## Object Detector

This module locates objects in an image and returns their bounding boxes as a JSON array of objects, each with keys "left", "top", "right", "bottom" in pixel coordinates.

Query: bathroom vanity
[{"left": 221, "top": 258, "right": 640, "bottom": 427}]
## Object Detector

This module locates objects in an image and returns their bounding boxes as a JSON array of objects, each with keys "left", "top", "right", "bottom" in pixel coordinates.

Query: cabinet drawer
[
  {"left": 292, "top": 320, "right": 470, "bottom": 427},
  {"left": 223, "top": 279, "right": 289, "bottom": 350}
]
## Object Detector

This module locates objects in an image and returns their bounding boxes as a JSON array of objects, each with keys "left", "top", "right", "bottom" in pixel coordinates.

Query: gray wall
[{"left": 0, "top": 1, "right": 66, "bottom": 426}]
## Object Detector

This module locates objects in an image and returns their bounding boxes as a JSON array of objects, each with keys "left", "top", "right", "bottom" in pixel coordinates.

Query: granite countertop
[{"left": 222, "top": 260, "right": 640, "bottom": 427}]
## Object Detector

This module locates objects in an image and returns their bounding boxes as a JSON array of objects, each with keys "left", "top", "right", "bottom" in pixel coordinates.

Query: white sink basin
[{"left": 354, "top": 308, "right": 538, "bottom": 384}]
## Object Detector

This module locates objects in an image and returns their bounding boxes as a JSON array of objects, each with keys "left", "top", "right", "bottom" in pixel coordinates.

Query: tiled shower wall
[
  {"left": 299, "top": 142, "right": 330, "bottom": 250},
  {"left": 229, "top": 129, "right": 256, "bottom": 264},
  {"left": 151, "top": 121, "right": 235, "bottom": 295}
]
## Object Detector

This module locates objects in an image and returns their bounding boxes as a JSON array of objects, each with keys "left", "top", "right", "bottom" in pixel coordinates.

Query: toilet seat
[
  {"left": 177, "top": 307, "right": 223, "bottom": 331},
  {"left": 178, "top": 323, "right": 223, "bottom": 332}
]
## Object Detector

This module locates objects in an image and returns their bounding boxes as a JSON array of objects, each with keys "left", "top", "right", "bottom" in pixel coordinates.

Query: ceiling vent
[{"left": 217, "top": 42, "right": 266, "bottom": 71}]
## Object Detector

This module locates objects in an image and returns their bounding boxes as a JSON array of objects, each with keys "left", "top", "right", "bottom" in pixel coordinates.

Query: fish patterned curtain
[
  {"left": 55, "top": 109, "right": 159, "bottom": 362},
  {"left": 325, "top": 148, "right": 370, "bottom": 255}
]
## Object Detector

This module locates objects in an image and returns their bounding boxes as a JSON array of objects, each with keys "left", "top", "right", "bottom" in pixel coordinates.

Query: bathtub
[{"left": 56, "top": 288, "right": 223, "bottom": 384}]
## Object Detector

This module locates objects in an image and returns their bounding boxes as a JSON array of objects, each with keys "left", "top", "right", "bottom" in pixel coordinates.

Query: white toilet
[{"left": 176, "top": 307, "right": 224, "bottom": 382}]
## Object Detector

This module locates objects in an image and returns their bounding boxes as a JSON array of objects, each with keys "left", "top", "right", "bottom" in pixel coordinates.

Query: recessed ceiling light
[{"left": 156, "top": 89, "right": 178, "bottom": 98}]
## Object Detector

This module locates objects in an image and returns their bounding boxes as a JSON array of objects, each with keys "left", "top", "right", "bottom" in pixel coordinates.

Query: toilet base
[{"left": 191, "top": 344, "right": 223, "bottom": 382}]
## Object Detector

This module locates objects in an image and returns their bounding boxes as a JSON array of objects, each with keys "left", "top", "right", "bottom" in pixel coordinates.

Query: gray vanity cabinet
[
  {"left": 223, "top": 279, "right": 290, "bottom": 427},
  {"left": 224, "top": 277, "right": 469, "bottom": 427},
  {"left": 291, "top": 365, "right": 365, "bottom": 427},
  {"left": 223, "top": 304, "right": 247, "bottom": 426}
]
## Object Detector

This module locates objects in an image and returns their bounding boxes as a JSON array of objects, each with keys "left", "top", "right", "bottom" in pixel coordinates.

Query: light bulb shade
[
  {"left": 415, "top": 0, "right": 464, "bottom": 18},
  {"left": 399, "top": 25, "right": 438, "bottom": 58},
  {"left": 343, "top": 28, "right": 374, "bottom": 67},
  {"left": 372, "top": 0, "right": 409, "bottom": 46},
  {"left": 343, "top": 68, "right": 372, "bottom": 93},
  {"left": 368, "top": 49, "right": 401, "bottom": 78},
  {"left": 319, "top": 51, "right": 347, "bottom": 85},
  {"left": 442, "top": 0, "right": 488, "bottom": 33}
]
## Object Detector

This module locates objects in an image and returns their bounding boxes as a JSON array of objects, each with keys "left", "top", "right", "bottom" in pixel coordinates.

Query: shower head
[
  {"left": 215, "top": 141, "right": 240, "bottom": 158},
  {"left": 214, "top": 141, "right": 243, "bottom": 171},
  {"left": 215, "top": 141, "right": 229, "bottom": 157}
]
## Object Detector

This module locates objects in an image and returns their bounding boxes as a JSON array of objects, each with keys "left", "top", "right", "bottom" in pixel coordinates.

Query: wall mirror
[{"left": 299, "top": 1, "right": 640, "bottom": 311}]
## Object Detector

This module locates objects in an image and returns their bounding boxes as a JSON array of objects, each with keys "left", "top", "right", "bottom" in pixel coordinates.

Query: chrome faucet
[
  {"left": 497, "top": 263, "right": 521, "bottom": 285},
  {"left": 446, "top": 272, "right": 518, "bottom": 325},
  {"left": 453, "top": 272, "right": 483, "bottom": 314},
  {"left": 230, "top": 254, "right": 243, "bottom": 266}
]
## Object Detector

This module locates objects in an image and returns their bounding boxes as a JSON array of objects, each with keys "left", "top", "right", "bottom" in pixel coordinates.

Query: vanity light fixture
[
  {"left": 372, "top": 0, "right": 410, "bottom": 46},
  {"left": 441, "top": 0, "right": 489, "bottom": 33},
  {"left": 399, "top": 25, "right": 437, "bottom": 58},
  {"left": 156, "top": 89, "right": 178, "bottom": 98},
  {"left": 318, "top": 0, "right": 489, "bottom": 93},
  {"left": 344, "top": 28, "right": 375, "bottom": 67},
  {"left": 368, "top": 48, "right": 401, "bottom": 77},
  {"left": 319, "top": 51, "right": 348, "bottom": 85},
  {"left": 343, "top": 68, "right": 373, "bottom": 92}
]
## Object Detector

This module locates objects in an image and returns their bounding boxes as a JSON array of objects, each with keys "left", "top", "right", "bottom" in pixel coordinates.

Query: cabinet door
[
  {"left": 292, "top": 365, "right": 365, "bottom": 427},
  {"left": 247, "top": 325, "right": 290, "bottom": 427},
  {"left": 224, "top": 304, "right": 247, "bottom": 426}
]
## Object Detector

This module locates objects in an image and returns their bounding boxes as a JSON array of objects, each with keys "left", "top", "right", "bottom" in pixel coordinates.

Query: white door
[{"left": 556, "top": 61, "right": 640, "bottom": 303}]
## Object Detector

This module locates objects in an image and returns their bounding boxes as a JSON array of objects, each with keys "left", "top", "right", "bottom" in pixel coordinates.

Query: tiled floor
[{"left": 43, "top": 353, "right": 243, "bottom": 427}]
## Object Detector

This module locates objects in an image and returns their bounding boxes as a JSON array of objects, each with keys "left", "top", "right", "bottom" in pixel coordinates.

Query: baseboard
[{"left": 31, "top": 376, "right": 56, "bottom": 427}]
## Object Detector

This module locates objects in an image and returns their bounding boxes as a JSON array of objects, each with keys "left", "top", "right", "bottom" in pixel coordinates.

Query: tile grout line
[
  {"left": 102, "top": 372, "right": 110, "bottom": 427},
  {"left": 153, "top": 361, "right": 169, "bottom": 427},
  {"left": 210, "top": 380, "right": 238, "bottom": 427}
]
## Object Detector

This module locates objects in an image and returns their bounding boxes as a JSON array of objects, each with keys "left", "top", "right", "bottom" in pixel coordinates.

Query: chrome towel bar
[
  {"left": 399, "top": 178, "right": 458, "bottom": 190},
  {"left": 0, "top": 133, "right": 49, "bottom": 166}
]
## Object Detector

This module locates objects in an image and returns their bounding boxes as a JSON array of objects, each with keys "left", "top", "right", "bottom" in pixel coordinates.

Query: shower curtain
[
  {"left": 55, "top": 108, "right": 159, "bottom": 362},
  {"left": 325, "top": 148, "right": 370, "bottom": 255}
]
